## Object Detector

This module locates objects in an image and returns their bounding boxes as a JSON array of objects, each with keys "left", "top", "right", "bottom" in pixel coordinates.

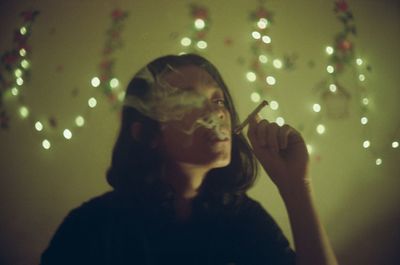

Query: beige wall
[{"left": 0, "top": 0, "right": 399, "bottom": 264}]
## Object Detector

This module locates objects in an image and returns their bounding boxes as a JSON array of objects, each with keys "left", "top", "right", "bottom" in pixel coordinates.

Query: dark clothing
[{"left": 41, "top": 191, "right": 295, "bottom": 265}]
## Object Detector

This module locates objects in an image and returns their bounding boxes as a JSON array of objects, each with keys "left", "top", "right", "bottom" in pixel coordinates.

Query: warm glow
[
  {"left": 246, "top": 72, "right": 256, "bottom": 82},
  {"left": 250, "top": 92, "right": 261, "bottom": 102},
  {"left": 35, "top": 121, "right": 43, "bottom": 131},
  {"left": 266, "top": 76, "right": 276, "bottom": 85}
]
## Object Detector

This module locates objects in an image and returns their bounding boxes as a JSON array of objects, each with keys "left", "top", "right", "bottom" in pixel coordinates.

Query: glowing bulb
[
  {"left": 88, "top": 97, "right": 97, "bottom": 108},
  {"left": 258, "top": 55, "right": 268, "bottom": 63},
  {"left": 91, "top": 77, "right": 100, "bottom": 87},
  {"left": 362, "top": 97, "right": 369, "bottom": 105},
  {"left": 363, "top": 140, "right": 370, "bottom": 148},
  {"left": 21, "top": 59, "right": 30, "bottom": 69},
  {"left": 16, "top": 77, "right": 24, "bottom": 86},
  {"left": 35, "top": 121, "right": 43, "bottom": 131},
  {"left": 14, "top": 69, "right": 23, "bottom": 78},
  {"left": 359, "top": 74, "right": 365, "bottom": 81},
  {"left": 246, "top": 72, "right": 256, "bottom": 82},
  {"left": 262, "top": 35, "right": 271, "bottom": 44},
  {"left": 118, "top": 91, "right": 125, "bottom": 101},
  {"left": 392, "top": 141, "right": 399, "bottom": 148},
  {"left": 110, "top": 78, "right": 119, "bottom": 89},
  {"left": 356, "top": 58, "right": 363, "bottom": 65},
  {"left": 63, "top": 129, "right": 72, "bottom": 139},
  {"left": 181, "top": 37, "right": 191, "bottom": 46},
  {"left": 252, "top": 31, "right": 261, "bottom": 39},
  {"left": 266, "top": 76, "right": 276, "bottom": 85},
  {"left": 313, "top": 103, "right": 321, "bottom": 113},
  {"left": 329, "top": 84, "right": 337, "bottom": 92},
  {"left": 19, "top": 106, "right": 29, "bottom": 118},
  {"left": 194, "top": 18, "right": 205, "bottom": 30},
  {"left": 257, "top": 18, "right": 268, "bottom": 29},
  {"left": 273, "top": 59, "right": 282, "bottom": 69},
  {"left": 307, "top": 144, "right": 313, "bottom": 154},
  {"left": 325, "top": 46, "right": 334, "bottom": 55},
  {"left": 270, "top": 100, "right": 279, "bottom": 110},
  {"left": 197, "top": 40, "right": 207, "bottom": 49},
  {"left": 361, "top": 117, "right": 368, "bottom": 125},
  {"left": 276, "top": 117, "right": 285, "bottom": 126},
  {"left": 75, "top": 116, "right": 85, "bottom": 127},
  {"left": 327, "top": 65, "right": 334, "bottom": 74},
  {"left": 316, "top": 124, "right": 325, "bottom": 134},
  {"left": 11, "top": 87, "right": 19, "bottom": 96},
  {"left": 20, "top": 26, "right": 27, "bottom": 35},
  {"left": 19, "top": 48, "right": 26, "bottom": 57},
  {"left": 375, "top": 158, "right": 382, "bottom": 166},
  {"left": 250, "top": 92, "right": 261, "bottom": 103},
  {"left": 42, "top": 139, "right": 51, "bottom": 150}
]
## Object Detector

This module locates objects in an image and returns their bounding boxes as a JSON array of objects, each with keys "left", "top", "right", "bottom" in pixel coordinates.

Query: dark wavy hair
[{"left": 106, "top": 54, "right": 258, "bottom": 207}]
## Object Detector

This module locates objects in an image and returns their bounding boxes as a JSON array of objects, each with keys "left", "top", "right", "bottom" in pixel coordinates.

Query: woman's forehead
[{"left": 161, "top": 65, "right": 219, "bottom": 88}]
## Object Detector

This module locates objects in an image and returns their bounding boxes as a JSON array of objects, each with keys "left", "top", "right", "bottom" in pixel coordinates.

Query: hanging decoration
[
  {"left": 92, "top": 8, "right": 129, "bottom": 111},
  {"left": 308, "top": 0, "right": 399, "bottom": 166},
  {"left": 179, "top": 3, "right": 211, "bottom": 52},
  {"left": 0, "top": 9, "right": 39, "bottom": 130},
  {"left": 244, "top": 1, "right": 297, "bottom": 135}
]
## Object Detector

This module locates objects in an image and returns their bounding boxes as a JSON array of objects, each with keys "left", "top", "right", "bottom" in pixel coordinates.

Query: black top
[{"left": 40, "top": 191, "right": 295, "bottom": 265}]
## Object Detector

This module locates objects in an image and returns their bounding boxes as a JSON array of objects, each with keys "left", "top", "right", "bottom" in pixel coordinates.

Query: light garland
[
  {"left": 245, "top": 2, "right": 294, "bottom": 128},
  {"left": 180, "top": 4, "right": 211, "bottom": 52},
  {"left": 309, "top": 0, "right": 399, "bottom": 165}
]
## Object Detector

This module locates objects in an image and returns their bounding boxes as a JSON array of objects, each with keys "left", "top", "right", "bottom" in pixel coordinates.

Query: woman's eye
[{"left": 214, "top": 99, "right": 226, "bottom": 107}]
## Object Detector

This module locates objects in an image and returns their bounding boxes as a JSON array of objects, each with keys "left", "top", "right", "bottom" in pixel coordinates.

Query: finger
[
  {"left": 247, "top": 113, "right": 259, "bottom": 147},
  {"left": 265, "top": 122, "right": 280, "bottom": 151},
  {"left": 278, "top": 124, "right": 293, "bottom": 150},
  {"left": 255, "top": 119, "right": 269, "bottom": 146}
]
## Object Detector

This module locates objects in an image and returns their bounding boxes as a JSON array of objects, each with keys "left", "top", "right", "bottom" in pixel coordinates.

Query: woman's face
[{"left": 158, "top": 65, "right": 232, "bottom": 169}]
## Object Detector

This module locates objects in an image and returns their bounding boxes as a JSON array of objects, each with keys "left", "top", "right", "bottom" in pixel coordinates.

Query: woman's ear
[{"left": 130, "top": 122, "right": 142, "bottom": 142}]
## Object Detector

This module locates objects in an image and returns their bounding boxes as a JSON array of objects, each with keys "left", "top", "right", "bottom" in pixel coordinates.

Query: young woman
[{"left": 41, "top": 54, "right": 339, "bottom": 265}]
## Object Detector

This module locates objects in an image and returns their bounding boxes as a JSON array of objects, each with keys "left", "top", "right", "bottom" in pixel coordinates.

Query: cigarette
[{"left": 233, "top": 100, "right": 269, "bottom": 135}]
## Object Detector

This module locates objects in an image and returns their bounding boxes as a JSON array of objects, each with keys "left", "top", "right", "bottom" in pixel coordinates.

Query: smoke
[{"left": 123, "top": 65, "right": 230, "bottom": 141}]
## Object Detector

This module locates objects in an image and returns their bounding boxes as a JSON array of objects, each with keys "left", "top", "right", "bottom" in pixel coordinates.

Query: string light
[
  {"left": 19, "top": 106, "right": 29, "bottom": 118},
  {"left": 326, "top": 65, "right": 334, "bottom": 73},
  {"left": 356, "top": 58, "right": 363, "bottom": 65},
  {"left": 35, "top": 121, "right": 43, "bottom": 131},
  {"left": 375, "top": 158, "right": 382, "bottom": 166},
  {"left": 392, "top": 141, "right": 399, "bottom": 148},
  {"left": 257, "top": 18, "right": 268, "bottom": 29},
  {"left": 325, "top": 46, "right": 334, "bottom": 55},
  {"left": 63, "top": 129, "right": 72, "bottom": 139},
  {"left": 194, "top": 18, "right": 205, "bottom": 30},
  {"left": 19, "top": 48, "right": 26, "bottom": 57},
  {"left": 361, "top": 117, "right": 368, "bottom": 125},
  {"left": 20, "top": 26, "right": 27, "bottom": 35},
  {"left": 307, "top": 144, "right": 313, "bottom": 154},
  {"left": 329, "top": 84, "right": 337, "bottom": 92},
  {"left": 11, "top": 87, "right": 19, "bottom": 96},
  {"left": 363, "top": 140, "right": 370, "bottom": 148},
  {"left": 313, "top": 103, "right": 321, "bottom": 113},
  {"left": 270, "top": 100, "right": 279, "bottom": 110},
  {"left": 75, "top": 116, "right": 85, "bottom": 127},
  {"left": 276, "top": 117, "right": 285, "bottom": 126},
  {"left": 88, "top": 97, "right": 97, "bottom": 108},
  {"left": 246, "top": 72, "right": 257, "bottom": 82},
  {"left": 21, "top": 59, "right": 30, "bottom": 69},
  {"left": 42, "top": 139, "right": 51, "bottom": 150},
  {"left": 14, "top": 69, "right": 23, "bottom": 78},
  {"left": 196, "top": 40, "right": 207, "bottom": 49},
  {"left": 358, "top": 74, "right": 365, "bottom": 81},
  {"left": 262, "top": 35, "right": 271, "bottom": 44},
  {"left": 362, "top": 97, "right": 369, "bottom": 105},
  {"left": 16, "top": 77, "right": 24, "bottom": 86},
  {"left": 109, "top": 78, "right": 119, "bottom": 89},
  {"left": 252, "top": 31, "right": 261, "bottom": 39},
  {"left": 266, "top": 76, "right": 276, "bottom": 85},
  {"left": 316, "top": 124, "right": 326, "bottom": 134},
  {"left": 258, "top": 55, "right": 268, "bottom": 63},
  {"left": 180, "top": 37, "right": 191, "bottom": 46},
  {"left": 250, "top": 92, "right": 261, "bottom": 103},
  {"left": 273, "top": 59, "right": 282, "bottom": 69},
  {"left": 91, "top": 77, "right": 100, "bottom": 87}
]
